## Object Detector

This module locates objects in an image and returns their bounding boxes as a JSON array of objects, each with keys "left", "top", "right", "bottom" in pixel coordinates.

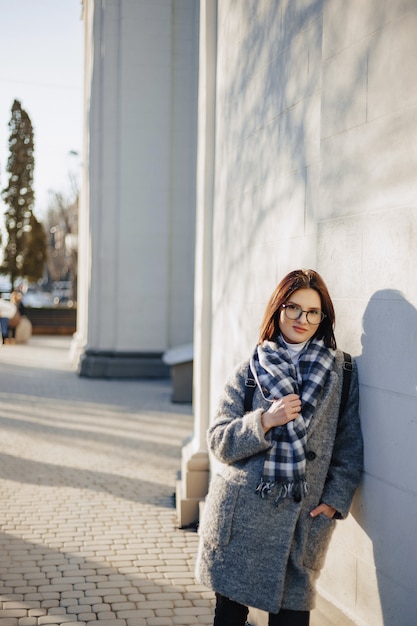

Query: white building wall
[
  {"left": 210, "top": 0, "right": 323, "bottom": 401},
  {"left": 74, "top": 0, "right": 199, "bottom": 375},
  {"left": 317, "top": 2, "right": 417, "bottom": 624},
  {"left": 198, "top": 1, "right": 417, "bottom": 624}
]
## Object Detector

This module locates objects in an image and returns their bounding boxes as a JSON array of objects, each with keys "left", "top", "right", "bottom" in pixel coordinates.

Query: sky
[{"left": 0, "top": 0, "right": 83, "bottom": 220}]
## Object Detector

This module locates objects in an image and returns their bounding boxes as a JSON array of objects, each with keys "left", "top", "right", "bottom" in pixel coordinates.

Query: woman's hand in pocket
[{"left": 310, "top": 502, "right": 336, "bottom": 519}]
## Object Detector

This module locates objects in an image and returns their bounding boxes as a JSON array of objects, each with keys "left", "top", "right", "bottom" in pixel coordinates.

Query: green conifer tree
[
  {"left": 21, "top": 214, "right": 48, "bottom": 283},
  {"left": 1, "top": 99, "right": 47, "bottom": 288}
]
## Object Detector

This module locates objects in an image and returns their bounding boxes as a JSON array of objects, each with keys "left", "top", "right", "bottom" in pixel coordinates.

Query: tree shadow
[
  {"left": 0, "top": 392, "right": 192, "bottom": 462},
  {"left": 210, "top": 0, "right": 327, "bottom": 388},
  {"left": 352, "top": 290, "right": 417, "bottom": 624},
  {"left": 0, "top": 451, "right": 176, "bottom": 507}
]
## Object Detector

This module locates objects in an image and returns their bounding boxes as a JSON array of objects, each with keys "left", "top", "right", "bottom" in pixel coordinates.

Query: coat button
[{"left": 306, "top": 450, "right": 316, "bottom": 461}]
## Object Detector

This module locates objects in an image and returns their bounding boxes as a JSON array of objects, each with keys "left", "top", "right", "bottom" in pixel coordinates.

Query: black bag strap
[
  {"left": 339, "top": 351, "right": 353, "bottom": 418},
  {"left": 244, "top": 365, "right": 256, "bottom": 412},
  {"left": 244, "top": 353, "right": 353, "bottom": 416}
]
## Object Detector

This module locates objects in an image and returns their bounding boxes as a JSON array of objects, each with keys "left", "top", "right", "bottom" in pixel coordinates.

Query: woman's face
[{"left": 278, "top": 288, "right": 322, "bottom": 344}]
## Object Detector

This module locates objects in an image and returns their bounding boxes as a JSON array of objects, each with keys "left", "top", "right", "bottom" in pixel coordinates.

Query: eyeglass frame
[{"left": 281, "top": 302, "right": 326, "bottom": 325}]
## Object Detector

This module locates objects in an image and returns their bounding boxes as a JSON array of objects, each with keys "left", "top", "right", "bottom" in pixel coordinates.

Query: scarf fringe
[{"left": 255, "top": 478, "right": 309, "bottom": 504}]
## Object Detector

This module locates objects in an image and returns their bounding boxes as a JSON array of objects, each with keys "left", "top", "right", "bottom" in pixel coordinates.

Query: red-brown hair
[{"left": 259, "top": 269, "right": 336, "bottom": 349}]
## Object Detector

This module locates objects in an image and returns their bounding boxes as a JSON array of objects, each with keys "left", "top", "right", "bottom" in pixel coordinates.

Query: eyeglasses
[{"left": 281, "top": 303, "right": 326, "bottom": 325}]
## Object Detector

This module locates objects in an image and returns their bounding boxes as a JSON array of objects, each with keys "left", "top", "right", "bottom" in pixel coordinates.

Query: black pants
[{"left": 214, "top": 593, "right": 310, "bottom": 626}]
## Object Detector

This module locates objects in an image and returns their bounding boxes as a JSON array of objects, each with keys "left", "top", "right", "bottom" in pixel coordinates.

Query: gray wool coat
[{"left": 195, "top": 350, "right": 363, "bottom": 614}]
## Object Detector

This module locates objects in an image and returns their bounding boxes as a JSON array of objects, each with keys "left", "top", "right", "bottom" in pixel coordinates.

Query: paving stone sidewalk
[{"left": 0, "top": 336, "right": 213, "bottom": 626}]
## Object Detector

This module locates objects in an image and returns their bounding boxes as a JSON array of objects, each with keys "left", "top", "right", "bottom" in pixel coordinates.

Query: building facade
[{"left": 78, "top": 1, "right": 417, "bottom": 625}]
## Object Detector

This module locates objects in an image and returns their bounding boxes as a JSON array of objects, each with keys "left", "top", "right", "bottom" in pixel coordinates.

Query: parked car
[{"left": 23, "top": 292, "right": 55, "bottom": 308}]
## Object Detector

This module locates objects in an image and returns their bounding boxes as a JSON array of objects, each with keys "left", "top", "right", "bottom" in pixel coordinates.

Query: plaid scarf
[{"left": 250, "top": 336, "right": 335, "bottom": 502}]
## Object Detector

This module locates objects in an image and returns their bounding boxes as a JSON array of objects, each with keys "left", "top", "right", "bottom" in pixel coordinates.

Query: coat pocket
[
  {"left": 198, "top": 473, "right": 240, "bottom": 548},
  {"left": 303, "top": 514, "right": 336, "bottom": 571}
]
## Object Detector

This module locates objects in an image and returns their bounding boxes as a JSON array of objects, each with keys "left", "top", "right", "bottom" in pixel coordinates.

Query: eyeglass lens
[{"left": 283, "top": 304, "right": 324, "bottom": 325}]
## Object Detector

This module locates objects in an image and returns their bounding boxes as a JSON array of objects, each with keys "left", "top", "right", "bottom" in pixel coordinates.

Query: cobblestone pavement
[{"left": 0, "top": 337, "right": 214, "bottom": 626}]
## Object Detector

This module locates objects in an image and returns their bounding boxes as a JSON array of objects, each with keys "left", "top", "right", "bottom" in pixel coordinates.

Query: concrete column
[
  {"left": 70, "top": 0, "right": 101, "bottom": 368},
  {"left": 72, "top": 0, "right": 198, "bottom": 378},
  {"left": 176, "top": 0, "right": 217, "bottom": 528}
]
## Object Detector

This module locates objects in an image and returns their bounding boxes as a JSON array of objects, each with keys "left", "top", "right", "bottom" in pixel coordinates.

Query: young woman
[{"left": 196, "top": 269, "right": 364, "bottom": 626}]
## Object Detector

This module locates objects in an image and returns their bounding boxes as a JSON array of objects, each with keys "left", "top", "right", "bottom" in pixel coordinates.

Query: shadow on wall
[
  {"left": 353, "top": 290, "right": 417, "bottom": 625},
  {"left": 211, "top": 0, "right": 387, "bottom": 367},
  {"left": 211, "top": 0, "right": 326, "bottom": 375}
]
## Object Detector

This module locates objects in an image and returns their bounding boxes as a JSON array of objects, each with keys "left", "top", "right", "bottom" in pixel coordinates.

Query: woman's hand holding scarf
[{"left": 260, "top": 393, "right": 302, "bottom": 433}]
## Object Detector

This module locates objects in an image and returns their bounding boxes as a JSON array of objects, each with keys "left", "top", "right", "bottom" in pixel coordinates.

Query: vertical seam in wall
[
  {"left": 167, "top": 0, "right": 175, "bottom": 349},
  {"left": 94, "top": 0, "right": 104, "bottom": 343},
  {"left": 206, "top": 0, "right": 218, "bottom": 424},
  {"left": 113, "top": 0, "right": 122, "bottom": 346},
  {"left": 304, "top": 166, "right": 307, "bottom": 236},
  {"left": 365, "top": 50, "right": 369, "bottom": 123}
]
